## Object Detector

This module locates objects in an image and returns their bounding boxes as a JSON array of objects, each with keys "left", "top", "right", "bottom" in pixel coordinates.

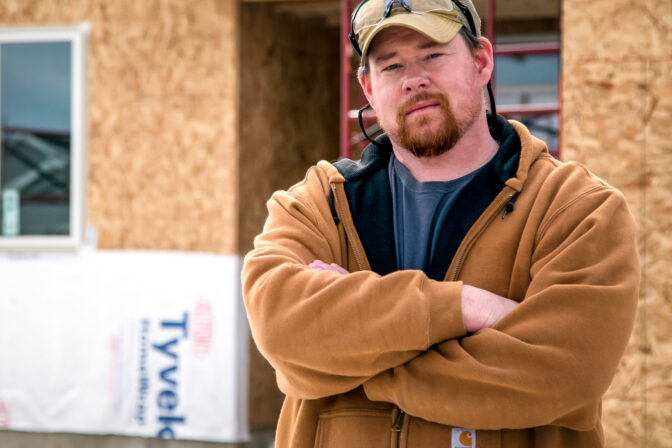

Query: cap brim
[{"left": 360, "top": 13, "right": 463, "bottom": 59}]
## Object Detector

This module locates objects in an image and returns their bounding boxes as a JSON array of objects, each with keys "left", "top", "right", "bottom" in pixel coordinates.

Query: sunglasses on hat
[{"left": 349, "top": 0, "right": 479, "bottom": 57}]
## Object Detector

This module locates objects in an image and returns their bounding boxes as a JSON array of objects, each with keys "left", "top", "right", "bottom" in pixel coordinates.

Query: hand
[
  {"left": 309, "top": 260, "right": 350, "bottom": 276},
  {"left": 461, "top": 285, "right": 518, "bottom": 333}
]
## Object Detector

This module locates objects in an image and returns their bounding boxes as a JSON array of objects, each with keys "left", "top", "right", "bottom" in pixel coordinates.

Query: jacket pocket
[{"left": 314, "top": 408, "right": 393, "bottom": 448}]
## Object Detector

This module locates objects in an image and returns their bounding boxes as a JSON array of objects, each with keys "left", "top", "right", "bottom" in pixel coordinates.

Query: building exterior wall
[
  {"left": 239, "top": 1, "right": 341, "bottom": 431},
  {"left": 2, "top": 0, "right": 671, "bottom": 445},
  {"left": 562, "top": 0, "right": 672, "bottom": 445},
  {"left": 0, "top": 0, "right": 341, "bottom": 444},
  {"left": 1, "top": 0, "right": 240, "bottom": 254},
  {"left": 0, "top": 0, "right": 241, "bottom": 446}
]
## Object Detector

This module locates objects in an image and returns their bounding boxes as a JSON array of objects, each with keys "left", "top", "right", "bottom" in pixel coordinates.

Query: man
[{"left": 242, "top": 0, "right": 640, "bottom": 446}]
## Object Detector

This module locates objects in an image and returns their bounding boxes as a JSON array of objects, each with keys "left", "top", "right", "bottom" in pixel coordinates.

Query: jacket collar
[
  {"left": 333, "top": 114, "right": 536, "bottom": 186},
  {"left": 331, "top": 116, "right": 543, "bottom": 278}
]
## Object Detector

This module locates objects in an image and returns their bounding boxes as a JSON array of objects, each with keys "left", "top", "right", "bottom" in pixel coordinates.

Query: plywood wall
[
  {"left": 562, "top": 0, "right": 672, "bottom": 445},
  {"left": 239, "top": 1, "right": 341, "bottom": 431},
  {"left": 0, "top": 0, "right": 240, "bottom": 253},
  {"left": 0, "top": 1, "right": 240, "bottom": 446}
]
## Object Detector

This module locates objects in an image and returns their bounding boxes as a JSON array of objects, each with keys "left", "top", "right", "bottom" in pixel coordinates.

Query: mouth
[{"left": 405, "top": 100, "right": 441, "bottom": 117}]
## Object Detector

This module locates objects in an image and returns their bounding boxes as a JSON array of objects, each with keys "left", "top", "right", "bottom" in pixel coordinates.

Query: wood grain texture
[
  {"left": 563, "top": 1, "right": 672, "bottom": 446},
  {"left": 1, "top": 0, "right": 240, "bottom": 253},
  {"left": 239, "top": 1, "right": 340, "bottom": 431}
]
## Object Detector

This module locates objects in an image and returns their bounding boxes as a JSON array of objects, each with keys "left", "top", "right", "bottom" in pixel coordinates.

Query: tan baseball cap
[{"left": 352, "top": 0, "right": 482, "bottom": 58}]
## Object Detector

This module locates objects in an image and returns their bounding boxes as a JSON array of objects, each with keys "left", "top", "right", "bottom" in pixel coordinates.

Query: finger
[{"left": 329, "top": 263, "right": 350, "bottom": 275}]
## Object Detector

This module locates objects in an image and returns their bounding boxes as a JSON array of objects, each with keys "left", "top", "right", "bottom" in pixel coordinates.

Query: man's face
[{"left": 360, "top": 27, "right": 491, "bottom": 157}]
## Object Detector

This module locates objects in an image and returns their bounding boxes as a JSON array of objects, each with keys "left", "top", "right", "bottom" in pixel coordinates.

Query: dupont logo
[
  {"left": 451, "top": 427, "right": 475, "bottom": 448},
  {"left": 0, "top": 397, "right": 9, "bottom": 428},
  {"left": 192, "top": 299, "right": 213, "bottom": 358}
]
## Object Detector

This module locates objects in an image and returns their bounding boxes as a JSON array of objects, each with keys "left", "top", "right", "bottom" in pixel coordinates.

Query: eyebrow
[
  {"left": 372, "top": 41, "right": 444, "bottom": 63},
  {"left": 420, "top": 41, "right": 442, "bottom": 50},
  {"left": 372, "top": 51, "right": 397, "bottom": 64}
]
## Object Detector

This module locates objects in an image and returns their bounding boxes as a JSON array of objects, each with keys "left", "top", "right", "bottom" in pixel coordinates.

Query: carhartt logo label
[{"left": 451, "top": 427, "right": 475, "bottom": 448}]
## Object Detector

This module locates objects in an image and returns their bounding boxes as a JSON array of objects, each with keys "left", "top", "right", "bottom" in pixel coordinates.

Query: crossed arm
[
  {"left": 309, "top": 260, "right": 517, "bottom": 333},
  {"left": 243, "top": 178, "right": 639, "bottom": 431}
]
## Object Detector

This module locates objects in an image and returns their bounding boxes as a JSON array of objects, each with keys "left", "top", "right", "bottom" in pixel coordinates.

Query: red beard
[{"left": 396, "top": 92, "right": 460, "bottom": 158}]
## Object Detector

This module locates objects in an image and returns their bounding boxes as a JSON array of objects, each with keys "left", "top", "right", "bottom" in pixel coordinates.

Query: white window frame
[{"left": 0, "top": 23, "right": 89, "bottom": 251}]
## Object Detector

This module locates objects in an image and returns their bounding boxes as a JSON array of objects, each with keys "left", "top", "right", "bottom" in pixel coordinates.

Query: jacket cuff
[{"left": 424, "top": 279, "right": 466, "bottom": 345}]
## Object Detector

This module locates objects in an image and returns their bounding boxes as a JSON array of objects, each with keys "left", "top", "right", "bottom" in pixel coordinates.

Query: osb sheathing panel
[
  {"left": 0, "top": 0, "right": 240, "bottom": 253},
  {"left": 643, "top": 62, "right": 672, "bottom": 445},
  {"left": 239, "top": 3, "right": 340, "bottom": 431},
  {"left": 563, "top": 0, "right": 672, "bottom": 446},
  {"left": 473, "top": 0, "right": 560, "bottom": 20},
  {"left": 563, "top": 0, "right": 672, "bottom": 62}
]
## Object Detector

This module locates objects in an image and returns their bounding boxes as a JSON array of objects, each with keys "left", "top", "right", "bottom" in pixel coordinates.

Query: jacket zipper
[
  {"left": 448, "top": 191, "right": 516, "bottom": 281},
  {"left": 391, "top": 408, "right": 405, "bottom": 447},
  {"left": 331, "top": 183, "right": 367, "bottom": 271},
  {"left": 332, "top": 182, "right": 406, "bottom": 443},
  {"left": 331, "top": 183, "right": 514, "bottom": 443}
]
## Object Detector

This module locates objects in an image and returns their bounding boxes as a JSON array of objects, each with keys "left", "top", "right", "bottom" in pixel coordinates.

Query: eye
[
  {"left": 425, "top": 52, "right": 444, "bottom": 60},
  {"left": 382, "top": 63, "right": 402, "bottom": 72}
]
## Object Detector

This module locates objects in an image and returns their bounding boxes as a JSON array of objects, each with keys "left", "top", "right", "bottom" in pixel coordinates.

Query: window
[
  {"left": 0, "top": 24, "right": 88, "bottom": 250},
  {"left": 488, "top": 0, "right": 562, "bottom": 158},
  {"left": 495, "top": 41, "right": 561, "bottom": 156}
]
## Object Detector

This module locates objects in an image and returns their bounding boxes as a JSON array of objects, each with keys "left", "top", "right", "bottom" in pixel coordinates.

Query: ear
[
  {"left": 358, "top": 67, "right": 376, "bottom": 109},
  {"left": 473, "top": 37, "right": 495, "bottom": 87}
]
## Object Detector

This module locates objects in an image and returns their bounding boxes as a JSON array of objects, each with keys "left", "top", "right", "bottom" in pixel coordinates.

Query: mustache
[{"left": 398, "top": 92, "right": 449, "bottom": 116}]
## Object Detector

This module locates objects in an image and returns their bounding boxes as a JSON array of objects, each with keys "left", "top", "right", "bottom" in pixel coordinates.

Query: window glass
[
  {"left": 495, "top": 53, "right": 559, "bottom": 106},
  {"left": 1, "top": 41, "right": 72, "bottom": 236},
  {"left": 494, "top": 51, "right": 560, "bottom": 156},
  {"left": 507, "top": 113, "right": 559, "bottom": 154}
]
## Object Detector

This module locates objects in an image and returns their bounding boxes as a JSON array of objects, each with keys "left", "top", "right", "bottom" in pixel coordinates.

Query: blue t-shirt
[{"left": 388, "top": 154, "right": 484, "bottom": 272}]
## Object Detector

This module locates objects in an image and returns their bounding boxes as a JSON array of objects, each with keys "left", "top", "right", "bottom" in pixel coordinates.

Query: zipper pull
[
  {"left": 328, "top": 189, "right": 340, "bottom": 225},
  {"left": 502, "top": 193, "right": 519, "bottom": 219},
  {"left": 391, "top": 409, "right": 405, "bottom": 432}
]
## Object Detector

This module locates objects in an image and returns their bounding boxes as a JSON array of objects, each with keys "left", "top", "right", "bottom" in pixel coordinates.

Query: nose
[{"left": 402, "top": 64, "right": 430, "bottom": 92}]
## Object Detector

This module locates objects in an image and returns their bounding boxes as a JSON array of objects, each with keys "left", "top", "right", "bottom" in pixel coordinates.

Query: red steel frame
[
  {"left": 339, "top": 0, "right": 354, "bottom": 159},
  {"left": 339, "top": 0, "right": 561, "bottom": 159}
]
